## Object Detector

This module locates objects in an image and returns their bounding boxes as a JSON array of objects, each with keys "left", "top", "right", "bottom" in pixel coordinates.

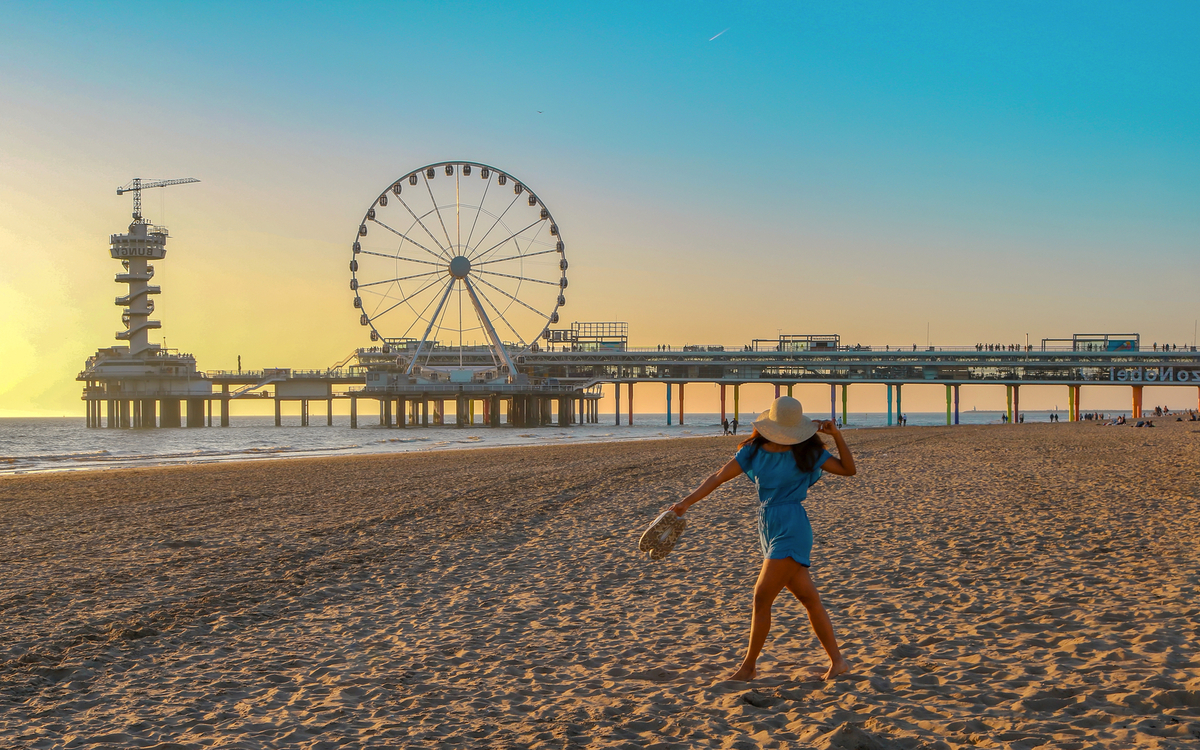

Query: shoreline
[{"left": 5, "top": 411, "right": 1180, "bottom": 478}]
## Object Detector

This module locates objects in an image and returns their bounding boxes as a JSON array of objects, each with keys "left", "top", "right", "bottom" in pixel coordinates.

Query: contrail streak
[{"left": 709, "top": 28, "right": 729, "bottom": 41}]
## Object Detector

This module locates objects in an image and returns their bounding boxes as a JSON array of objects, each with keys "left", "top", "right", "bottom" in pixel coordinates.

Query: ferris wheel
[{"left": 348, "top": 162, "right": 567, "bottom": 380}]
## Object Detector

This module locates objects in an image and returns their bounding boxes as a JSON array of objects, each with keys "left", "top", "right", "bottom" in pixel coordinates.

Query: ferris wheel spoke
[
  {"left": 473, "top": 268, "right": 559, "bottom": 286},
  {"left": 473, "top": 280, "right": 528, "bottom": 347},
  {"left": 396, "top": 194, "right": 451, "bottom": 258},
  {"left": 357, "top": 269, "right": 442, "bottom": 289},
  {"left": 357, "top": 249, "right": 444, "bottom": 267},
  {"left": 473, "top": 273, "right": 554, "bottom": 319},
  {"left": 463, "top": 176, "right": 491, "bottom": 250},
  {"left": 468, "top": 218, "right": 547, "bottom": 264},
  {"left": 423, "top": 173, "right": 455, "bottom": 252},
  {"left": 371, "top": 219, "right": 448, "bottom": 262},
  {"left": 466, "top": 193, "right": 523, "bottom": 260},
  {"left": 473, "top": 248, "right": 560, "bottom": 266},
  {"left": 370, "top": 273, "right": 448, "bottom": 321}
]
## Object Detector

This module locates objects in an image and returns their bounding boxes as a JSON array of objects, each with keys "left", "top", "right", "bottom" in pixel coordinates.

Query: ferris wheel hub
[{"left": 448, "top": 255, "right": 471, "bottom": 279}]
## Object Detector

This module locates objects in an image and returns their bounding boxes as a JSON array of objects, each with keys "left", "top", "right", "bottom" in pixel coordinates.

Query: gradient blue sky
[{"left": 2, "top": 1, "right": 1198, "bottom": 415}]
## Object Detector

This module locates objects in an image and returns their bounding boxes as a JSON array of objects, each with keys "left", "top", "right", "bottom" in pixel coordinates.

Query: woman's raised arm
[{"left": 817, "top": 420, "right": 856, "bottom": 476}]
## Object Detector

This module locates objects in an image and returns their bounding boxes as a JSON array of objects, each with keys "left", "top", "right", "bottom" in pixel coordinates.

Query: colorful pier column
[
  {"left": 679, "top": 383, "right": 685, "bottom": 426},
  {"left": 733, "top": 384, "right": 740, "bottom": 421},
  {"left": 787, "top": 384, "right": 793, "bottom": 397},
  {"left": 830, "top": 384, "right": 836, "bottom": 422},
  {"left": 1073, "top": 386, "right": 1081, "bottom": 421},
  {"left": 1067, "top": 386, "right": 1075, "bottom": 422},
  {"left": 350, "top": 397, "right": 357, "bottom": 429},
  {"left": 275, "top": 396, "right": 282, "bottom": 427},
  {"left": 1013, "top": 385, "right": 1021, "bottom": 424},
  {"left": 666, "top": 383, "right": 672, "bottom": 426},
  {"left": 774, "top": 384, "right": 781, "bottom": 399},
  {"left": 1132, "top": 385, "right": 1143, "bottom": 418},
  {"left": 841, "top": 384, "right": 848, "bottom": 425},
  {"left": 327, "top": 398, "right": 334, "bottom": 427},
  {"left": 615, "top": 382, "right": 621, "bottom": 426},
  {"left": 886, "top": 384, "right": 893, "bottom": 426},
  {"left": 953, "top": 384, "right": 960, "bottom": 425},
  {"left": 720, "top": 383, "right": 726, "bottom": 424},
  {"left": 627, "top": 382, "right": 634, "bottom": 426},
  {"left": 945, "top": 385, "right": 952, "bottom": 425},
  {"left": 1005, "top": 385, "right": 1013, "bottom": 424},
  {"left": 896, "top": 384, "right": 903, "bottom": 424}
]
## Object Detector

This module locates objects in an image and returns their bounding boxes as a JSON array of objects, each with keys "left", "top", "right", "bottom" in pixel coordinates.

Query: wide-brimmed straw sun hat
[{"left": 752, "top": 396, "right": 819, "bottom": 445}]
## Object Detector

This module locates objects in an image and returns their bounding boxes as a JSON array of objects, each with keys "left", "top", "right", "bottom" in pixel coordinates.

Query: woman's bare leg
[
  {"left": 784, "top": 566, "right": 849, "bottom": 680},
  {"left": 727, "top": 557, "right": 801, "bottom": 681}
]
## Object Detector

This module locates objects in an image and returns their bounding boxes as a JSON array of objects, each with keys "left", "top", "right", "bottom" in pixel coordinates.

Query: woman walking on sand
[{"left": 669, "top": 396, "right": 855, "bottom": 682}]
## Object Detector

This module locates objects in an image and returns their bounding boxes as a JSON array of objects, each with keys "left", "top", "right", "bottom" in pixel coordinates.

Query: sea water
[{"left": 0, "top": 410, "right": 1064, "bottom": 475}]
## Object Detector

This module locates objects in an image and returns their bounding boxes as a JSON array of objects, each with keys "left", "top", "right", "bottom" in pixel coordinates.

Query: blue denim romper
[{"left": 735, "top": 443, "right": 830, "bottom": 567}]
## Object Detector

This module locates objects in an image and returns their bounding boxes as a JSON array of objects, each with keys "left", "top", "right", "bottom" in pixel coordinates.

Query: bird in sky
[{"left": 709, "top": 28, "right": 729, "bottom": 41}]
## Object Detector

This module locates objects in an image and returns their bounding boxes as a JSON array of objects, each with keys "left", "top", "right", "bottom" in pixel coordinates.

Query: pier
[{"left": 81, "top": 336, "right": 1200, "bottom": 429}]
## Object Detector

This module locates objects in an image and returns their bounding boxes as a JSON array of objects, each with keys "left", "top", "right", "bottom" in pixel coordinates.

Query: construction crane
[{"left": 117, "top": 177, "right": 200, "bottom": 221}]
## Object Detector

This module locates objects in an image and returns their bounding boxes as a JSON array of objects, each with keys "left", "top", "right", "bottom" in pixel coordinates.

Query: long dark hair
[{"left": 739, "top": 428, "right": 826, "bottom": 472}]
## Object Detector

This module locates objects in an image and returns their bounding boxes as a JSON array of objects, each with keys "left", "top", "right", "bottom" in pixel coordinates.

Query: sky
[{"left": 1, "top": 0, "right": 1198, "bottom": 417}]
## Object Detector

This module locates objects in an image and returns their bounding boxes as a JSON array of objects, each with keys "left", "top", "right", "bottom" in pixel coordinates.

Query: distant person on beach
[
  {"left": 731, "top": 418, "right": 739, "bottom": 435},
  {"left": 668, "top": 396, "right": 856, "bottom": 682},
  {"left": 722, "top": 418, "right": 730, "bottom": 435}
]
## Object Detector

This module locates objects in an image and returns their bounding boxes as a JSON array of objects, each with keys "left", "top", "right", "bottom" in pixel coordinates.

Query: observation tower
[{"left": 78, "top": 178, "right": 213, "bottom": 428}]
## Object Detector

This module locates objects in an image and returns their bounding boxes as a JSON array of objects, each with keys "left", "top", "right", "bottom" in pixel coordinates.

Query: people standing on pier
[{"left": 668, "top": 396, "right": 856, "bottom": 682}]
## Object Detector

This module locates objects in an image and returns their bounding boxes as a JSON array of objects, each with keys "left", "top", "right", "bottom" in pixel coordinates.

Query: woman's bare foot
[
  {"left": 725, "top": 664, "right": 757, "bottom": 682},
  {"left": 821, "top": 657, "right": 850, "bottom": 681}
]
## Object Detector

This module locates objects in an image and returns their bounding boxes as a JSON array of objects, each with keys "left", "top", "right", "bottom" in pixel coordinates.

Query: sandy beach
[{"left": 3, "top": 421, "right": 1199, "bottom": 748}]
